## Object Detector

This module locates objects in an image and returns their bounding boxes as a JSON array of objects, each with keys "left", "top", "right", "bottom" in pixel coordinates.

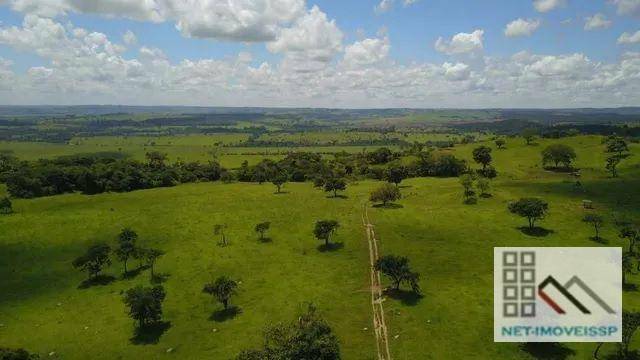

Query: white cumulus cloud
[
  {"left": 442, "top": 62, "right": 470, "bottom": 81},
  {"left": 435, "top": 29, "right": 484, "bottom": 55},
  {"left": 610, "top": 0, "right": 640, "bottom": 17},
  {"left": 618, "top": 30, "right": 640, "bottom": 44},
  {"left": 584, "top": 13, "right": 612, "bottom": 31},
  {"left": 505, "top": 18, "right": 541, "bottom": 37},
  {"left": 267, "top": 5, "right": 343, "bottom": 72},
  {"left": 343, "top": 36, "right": 390, "bottom": 67},
  {"left": 533, "top": 0, "right": 566, "bottom": 13},
  {"left": 3, "top": 0, "right": 309, "bottom": 42}
]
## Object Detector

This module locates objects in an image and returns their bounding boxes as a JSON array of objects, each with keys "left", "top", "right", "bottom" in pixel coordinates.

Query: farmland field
[{"left": 2, "top": 132, "right": 640, "bottom": 359}]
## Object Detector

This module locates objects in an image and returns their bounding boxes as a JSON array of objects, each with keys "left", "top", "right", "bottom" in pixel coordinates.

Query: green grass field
[{"left": 1, "top": 135, "right": 640, "bottom": 359}]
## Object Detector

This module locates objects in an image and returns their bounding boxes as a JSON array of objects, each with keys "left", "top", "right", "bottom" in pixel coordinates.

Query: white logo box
[{"left": 494, "top": 247, "right": 622, "bottom": 342}]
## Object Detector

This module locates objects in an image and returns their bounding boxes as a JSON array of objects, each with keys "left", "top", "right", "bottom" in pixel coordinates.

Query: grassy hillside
[
  {"left": 1, "top": 135, "right": 639, "bottom": 359},
  {"left": 371, "top": 136, "right": 640, "bottom": 359},
  {"left": 0, "top": 182, "right": 375, "bottom": 359}
]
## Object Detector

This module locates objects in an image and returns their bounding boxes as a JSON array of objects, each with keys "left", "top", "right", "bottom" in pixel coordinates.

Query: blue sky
[{"left": 0, "top": 0, "right": 639, "bottom": 107}]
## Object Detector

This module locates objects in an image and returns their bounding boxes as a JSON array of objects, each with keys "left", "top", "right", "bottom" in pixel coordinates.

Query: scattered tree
[
  {"left": 374, "top": 255, "right": 421, "bottom": 293},
  {"left": 237, "top": 304, "right": 340, "bottom": 360},
  {"left": 0, "top": 196, "right": 12, "bottom": 214},
  {"left": 605, "top": 136, "right": 631, "bottom": 178},
  {"left": 203, "top": 276, "right": 238, "bottom": 310},
  {"left": 606, "top": 155, "right": 624, "bottom": 178},
  {"left": 369, "top": 183, "right": 401, "bottom": 206},
  {"left": 323, "top": 177, "right": 346, "bottom": 198},
  {"left": 460, "top": 174, "right": 476, "bottom": 204},
  {"left": 620, "top": 312, "right": 640, "bottom": 358},
  {"left": 472, "top": 146, "right": 493, "bottom": 171},
  {"left": 144, "top": 248, "right": 165, "bottom": 279},
  {"left": 508, "top": 198, "right": 549, "bottom": 229},
  {"left": 72, "top": 243, "right": 111, "bottom": 280},
  {"left": 123, "top": 285, "right": 166, "bottom": 328},
  {"left": 620, "top": 227, "right": 639, "bottom": 254},
  {"left": 623, "top": 252, "right": 634, "bottom": 287},
  {"left": 477, "top": 177, "right": 491, "bottom": 197},
  {"left": 115, "top": 228, "right": 138, "bottom": 274},
  {"left": 522, "top": 128, "right": 537, "bottom": 145},
  {"left": 384, "top": 165, "right": 406, "bottom": 187},
  {"left": 582, "top": 214, "right": 604, "bottom": 241},
  {"left": 541, "top": 144, "right": 577, "bottom": 169},
  {"left": 254, "top": 222, "right": 271, "bottom": 241},
  {"left": 313, "top": 220, "right": 340, "bottom": 247},
  {"left": 271, "top": 171, "right": 288, "bottom": 194},
  {"left": 606, "top": 136, "right": 630, "bottom": 156},
  {"left": 495, "top": 138, "right": 506, "bottom": 149}
]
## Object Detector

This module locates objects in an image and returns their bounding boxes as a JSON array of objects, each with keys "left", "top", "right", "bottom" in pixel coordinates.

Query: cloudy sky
[{"left": 0, "top": 0, "right": 639, "bottom": 108}]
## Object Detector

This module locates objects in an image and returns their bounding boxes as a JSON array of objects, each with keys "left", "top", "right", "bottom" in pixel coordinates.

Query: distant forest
[{"left": 0, "top": 106, "right": 639, "bottom": 142}]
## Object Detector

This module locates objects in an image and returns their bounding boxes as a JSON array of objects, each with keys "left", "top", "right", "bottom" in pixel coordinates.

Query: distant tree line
[
  {"left": 1, "top": 146, "right": 467, "bottom": 199},
  {"left": 1, "top": 152, "right": 223, "bottom": 198}
]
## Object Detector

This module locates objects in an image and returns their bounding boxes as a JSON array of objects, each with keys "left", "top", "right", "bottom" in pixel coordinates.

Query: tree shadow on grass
[
  {"left": 517, "top": 227, "right": 555, "bottom": 237},
  {"left": 151, "top": 273, "right": 170, "bottom": 284},
  {"left": 258, "top": 237, "right": 273, "bottom": 243},
  {"left": 122, "top": 265, "right": 150, "bottom": 280},
  {"left": 317, "top": 242, "right": 344, "bottom": 252},
  {"left": 78, "top": 274, "right": 116, "bottom": 289},
  {"left": 589, "top": 236, "right": 609, "bottom": 244},
  {"left": 543, "top": 166, "right": 577, "bottom": 174},
  {"left": 326, "top": 194, "right": 348, "bottom": 199},
  {"left": 209, "top": 306, "right": 242, "bottom": 322},
  {"left": 274, "top": 191, "right": 290, "bottom": 195},
  {"left": 398, "top": 185, "right": 412, "bottom": 189},
  {"left": 623, "top": 283, "right": 638, "bottom": 292},
  {"left": 480, "top": 193, "right": 493, "bottom": 198},
  {"left": 520, "top": 342, "right": 576, "bottom": 360},
  {"left": 384, "top": 288, "right": 423, "bottom": 306},
  {"left": 372, "top": 203, "right": 404, "bottom": 209},
  {"left": 130, "top": 321, "right": 171, "bottom": 345}
]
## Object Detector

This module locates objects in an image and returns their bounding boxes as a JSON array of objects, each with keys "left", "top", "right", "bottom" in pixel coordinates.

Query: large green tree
[
  {"left": 508, "top": 198, "right": 549, "bottom": 229},
  {"left": 605, "top": 136, "right": 631, "bottom": 178},
  {"left": 323, "top": 177, "right": 346, "bottom": 198},
  {"left": 236, "top": 304, "right": 340, "bottom": 360},
  {"left": 115, "top": 227, "right": 138, "bottom": 274},
  {"left": 72, "top": 243, "right": 111, "bottom": 280},
  {"left": 374, "top": 255, "right": 421, "bottom": 293},
  {"left": 384, "top": 165, "right": 407, "bottom": 187},
  {"left": 541, "top": 144, "right": 577, "bottom": 169},
  {"left": 313, "top": 220, "right": 340, "bottom": 247},
  {"left": 369, "top": 183, "right": 401, "bottom": 206},
  {"left": 203, "top": 276, "right": 238, "bottom": 310},
  {"left": 254, "top": 222, "right": 271, "bottom": 241},
  {"left": 472, "top": 146, "right": 493, "bottom": 171},
  {"left": 123, "top": 285, "right": 166, "bottom": 328}
]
